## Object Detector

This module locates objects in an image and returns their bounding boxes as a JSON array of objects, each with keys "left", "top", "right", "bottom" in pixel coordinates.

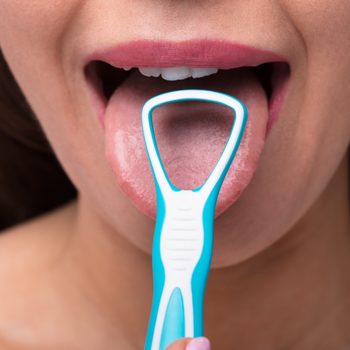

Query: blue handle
[
  {"left": 142, "top": 90, "right": 247, "bottom": 350},
  {"left": 145, "top": 192, "right": 217, "bottom": 350}
]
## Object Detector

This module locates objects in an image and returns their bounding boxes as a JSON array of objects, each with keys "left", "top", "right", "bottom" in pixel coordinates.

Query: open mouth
[
  {"left": 85, "top": 61, "right": 289, "bottom": 124},
  {"left": 84, "top": 40, "right": 290, "bottom": 219}
]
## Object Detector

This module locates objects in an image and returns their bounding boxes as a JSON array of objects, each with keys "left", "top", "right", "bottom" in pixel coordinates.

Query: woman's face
[{"left": 0, "top": 1, "right": 349, "bottom": 267}]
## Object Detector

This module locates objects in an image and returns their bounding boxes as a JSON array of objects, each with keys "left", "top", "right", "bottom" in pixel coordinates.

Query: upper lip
[
  {"left": 85, "top": 39, "right": 287, "bottom": 69},
  {"left": 84, "top": 39, "right": 290, "bottom": 123}
]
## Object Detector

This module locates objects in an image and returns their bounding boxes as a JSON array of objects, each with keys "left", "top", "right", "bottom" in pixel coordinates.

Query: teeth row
[{"left": 122, "top": 66, "right": 219, "bottom": 81}]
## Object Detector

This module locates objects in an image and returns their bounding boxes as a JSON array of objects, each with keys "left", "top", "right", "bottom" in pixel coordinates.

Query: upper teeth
[{"left": 122, "top": 66, "right": 219, "bottom": 81}]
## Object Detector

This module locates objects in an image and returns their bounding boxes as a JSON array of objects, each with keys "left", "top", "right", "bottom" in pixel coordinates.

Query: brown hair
[{"left": 0, "top": 51, "right": 76, "bottom": 231}]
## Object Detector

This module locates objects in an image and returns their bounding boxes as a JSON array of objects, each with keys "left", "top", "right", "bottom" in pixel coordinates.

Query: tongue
[{"left": 104, "top": 68, "right": 268, "bottom": 218}]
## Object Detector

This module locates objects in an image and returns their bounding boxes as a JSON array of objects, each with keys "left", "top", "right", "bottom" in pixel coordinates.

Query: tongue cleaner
[{"left": 142, "top": 89, "right": 247, "bottom": 350}]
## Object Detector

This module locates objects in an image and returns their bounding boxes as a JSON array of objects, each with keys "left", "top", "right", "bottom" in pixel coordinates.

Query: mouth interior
[
  {"left": 85, "top": 60, "right": 290, "bottom": 190},
  {"left": 84, "top": 60, "right": 290, "bottom": 110}
]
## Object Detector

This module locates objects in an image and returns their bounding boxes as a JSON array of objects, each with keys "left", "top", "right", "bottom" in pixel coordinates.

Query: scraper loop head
[{"left": 141, "top": 89, "right": 248, "bottom": 199}]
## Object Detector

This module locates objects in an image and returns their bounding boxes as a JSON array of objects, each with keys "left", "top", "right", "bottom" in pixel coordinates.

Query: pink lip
[{"left": 87, "top": 39, "right": 285, "bottom": 69}]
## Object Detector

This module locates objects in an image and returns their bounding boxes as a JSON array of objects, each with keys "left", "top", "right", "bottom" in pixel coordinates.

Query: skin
[{"left": 0, "top": 0, "right": 349, "bottom": 349}]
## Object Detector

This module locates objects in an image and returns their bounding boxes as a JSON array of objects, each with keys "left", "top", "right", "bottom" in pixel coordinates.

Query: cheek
[
  {"left": 0, "top": 2, "right": 80, "bottom": 47},
  {"left": 281, "top": 0, "right": 350, "bottom": 49},
  {"left": 0, "top": 1, "right": 82, "bottom": 120},
  {"left": 0, "top": 1, "right": 96, "bottom": 192},
  {"left": 280, "top": 0, "right": 350, "bottom": 143},
  {"left": 0, "top": 0, "right": 83, "bottom": 138},
  {"left": 0, "top": 2, "right": 132, "bottom": 230}
]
